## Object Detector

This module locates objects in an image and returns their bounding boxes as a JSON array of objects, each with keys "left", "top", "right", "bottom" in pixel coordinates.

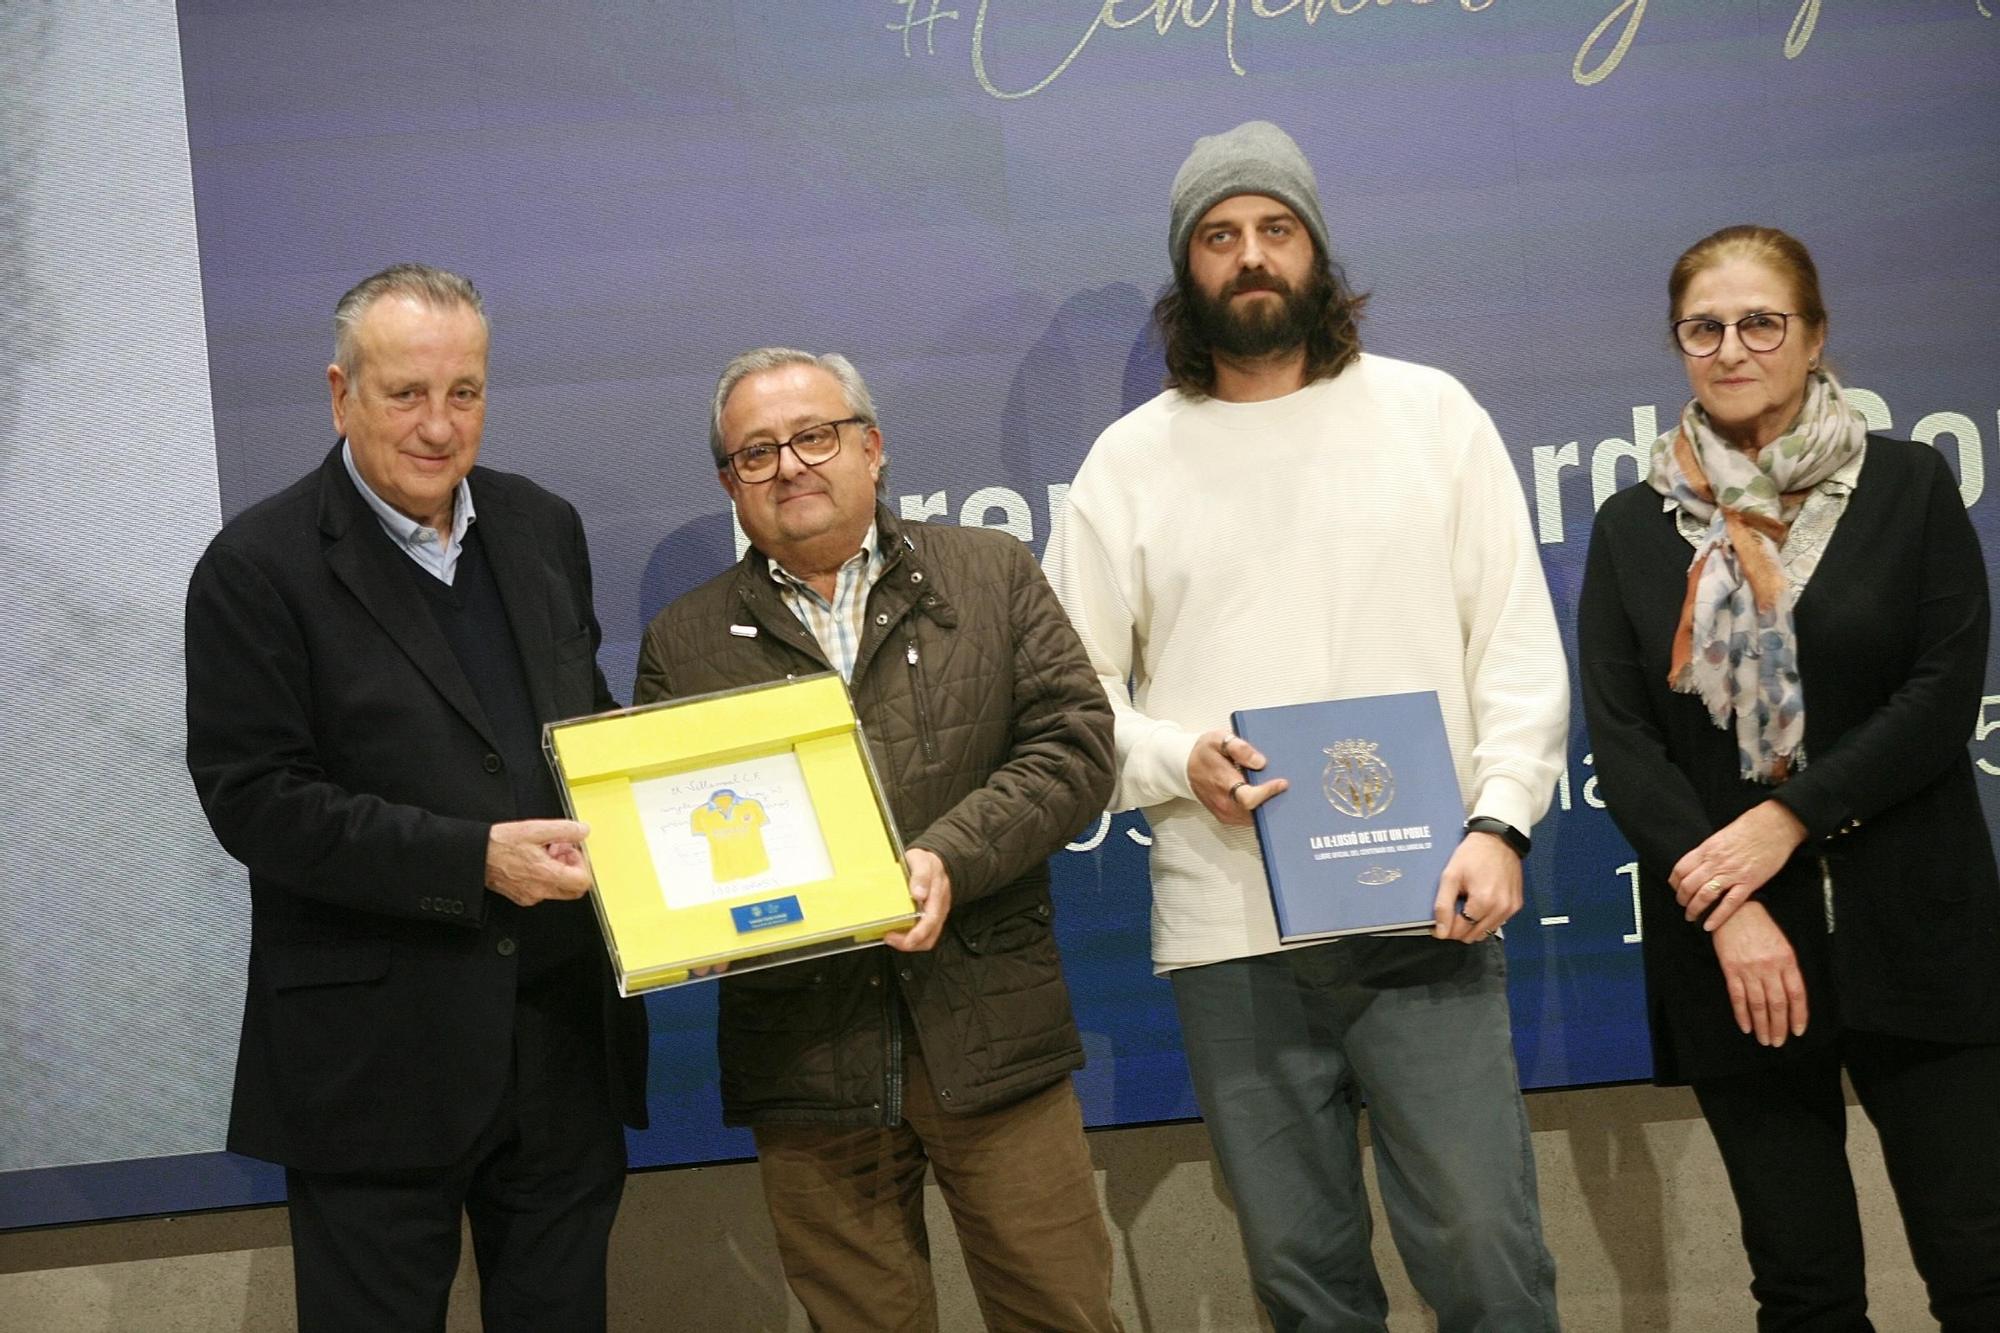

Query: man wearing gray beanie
[{"left": 1046, "top": 120, "right": 1567, "bottom": 1331}]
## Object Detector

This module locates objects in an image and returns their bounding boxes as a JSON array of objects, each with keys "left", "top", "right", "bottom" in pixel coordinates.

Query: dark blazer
[
  {"left": 185, "top": 445, "right": 647, "bottom": 1173},
  {"left": 1579, "top": 436, "right": 2000, "bottom": 1084}
]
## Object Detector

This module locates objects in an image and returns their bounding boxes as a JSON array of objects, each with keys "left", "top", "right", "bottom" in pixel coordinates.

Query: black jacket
[
  {"left": 1579, "top": 437, "right": 2000, "bottom": 1083},
  {"left": 634, "top": 507, "right": 1114, "bottom": 1125},
  {"left": 185, "top": 445, "right": 648, "bottom": 1171}
]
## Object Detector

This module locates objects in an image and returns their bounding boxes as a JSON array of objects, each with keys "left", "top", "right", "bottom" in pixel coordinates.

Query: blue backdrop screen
[{"left": 33, "top": 0, "right": 2000, "bottom": 1217}]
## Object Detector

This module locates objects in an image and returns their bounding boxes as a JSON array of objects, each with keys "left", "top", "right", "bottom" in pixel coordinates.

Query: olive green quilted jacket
[{"left": 633, "top": 506, "right": 1113, "bottom": 1125}]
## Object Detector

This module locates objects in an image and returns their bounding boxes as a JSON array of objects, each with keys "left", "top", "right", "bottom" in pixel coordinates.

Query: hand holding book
[
  {"left": 1434, "top": 829, "right": 1522, "bottom": 943},
  {"left": 1187, "top": 729, "right": 1289, "bottom": 826},
  {"left": 1230, "top": 692, "right": 1468, "bottom": 942}
]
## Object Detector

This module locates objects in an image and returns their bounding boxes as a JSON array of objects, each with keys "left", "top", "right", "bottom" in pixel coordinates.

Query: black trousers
[
  {"left": 1692, "top": 1029, "right": 2000, "bottom": 1333},
  {"left": 285, "top": 963, "right": 628, "bottom": 1333}
]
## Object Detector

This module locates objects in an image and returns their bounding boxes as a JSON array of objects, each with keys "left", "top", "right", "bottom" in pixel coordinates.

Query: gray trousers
[{"left": 1171, "top": 936, "right": 1559, "bottom": 1333}]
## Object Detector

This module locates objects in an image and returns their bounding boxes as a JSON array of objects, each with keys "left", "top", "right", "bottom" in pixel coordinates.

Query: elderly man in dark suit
[{"left": 184, "top": 264, "right": 648, "bottom": 1333}]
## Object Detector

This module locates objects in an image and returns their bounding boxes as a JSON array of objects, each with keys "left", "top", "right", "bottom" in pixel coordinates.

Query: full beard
[{"left": 1188, "top": 270, "right": 1326, "bottom": 361}]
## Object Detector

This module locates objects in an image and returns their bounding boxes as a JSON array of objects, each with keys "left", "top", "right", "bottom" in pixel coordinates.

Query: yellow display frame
[{"left": 543, "top": 673, "right": 915, "bottom": 994}]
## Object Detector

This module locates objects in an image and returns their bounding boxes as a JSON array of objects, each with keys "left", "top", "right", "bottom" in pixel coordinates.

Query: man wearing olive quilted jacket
[{"left": 634, "top": 346, "right": 1123, "bottom": 1333}]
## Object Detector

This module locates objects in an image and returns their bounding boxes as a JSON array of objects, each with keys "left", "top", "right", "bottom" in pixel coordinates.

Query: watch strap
[{"left": 1464, "top": 815, "right": 1530, "bottom": 858}]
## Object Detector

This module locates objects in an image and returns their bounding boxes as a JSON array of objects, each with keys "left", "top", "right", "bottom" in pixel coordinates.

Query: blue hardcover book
[{"left": 1230, "top": 691, "right": 1463, "bottom": 942}]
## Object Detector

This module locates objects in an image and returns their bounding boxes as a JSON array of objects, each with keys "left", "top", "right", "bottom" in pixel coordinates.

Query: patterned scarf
[{"left": 1646, "top": 369, "right": 1868, "bottom": 782}]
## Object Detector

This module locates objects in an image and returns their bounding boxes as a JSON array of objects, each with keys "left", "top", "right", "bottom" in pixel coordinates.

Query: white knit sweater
[{"left": 1044, "top": 354, "right": 1569, "bottom": 971}]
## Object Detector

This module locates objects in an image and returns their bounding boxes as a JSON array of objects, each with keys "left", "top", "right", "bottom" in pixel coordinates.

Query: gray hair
[
  {"left": 709, "top": 348, "right": 879, "bottom": 467},
  {"left": 333, "top": 263, "right": 488, "bottom": 376}
]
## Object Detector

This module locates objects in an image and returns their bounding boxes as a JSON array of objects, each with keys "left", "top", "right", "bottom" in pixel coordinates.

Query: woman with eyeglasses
[{"left": 1577, "top": 224, "right": 2000, "bottom": 1330}]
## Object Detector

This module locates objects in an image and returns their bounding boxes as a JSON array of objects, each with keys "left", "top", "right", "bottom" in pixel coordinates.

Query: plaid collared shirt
[{"left": 768, "top": 523, "right": 889, "bottom": 682}]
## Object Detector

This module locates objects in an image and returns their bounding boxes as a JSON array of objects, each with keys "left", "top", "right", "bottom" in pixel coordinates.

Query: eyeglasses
[
  {"left": 1671, "top": 312, "right": 1801, "bottom": 357},
  {"left": 722, "top": 417, "right": 866, "bottom": 484}
]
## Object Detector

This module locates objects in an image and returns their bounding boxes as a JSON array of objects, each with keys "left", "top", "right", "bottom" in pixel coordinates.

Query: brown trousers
[{"left": 753, "top": 1042, "right": 1122, "bottom": 1332}]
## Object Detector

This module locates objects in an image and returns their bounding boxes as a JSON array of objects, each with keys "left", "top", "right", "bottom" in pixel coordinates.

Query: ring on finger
[
  {"left": 1229, "top": 780, "right": 1249, "bottom": 801},
  {"left": 1218, "top": 733, "right": 1238, "bottom": 754},
  {"left": 1703, "top": 876, "right": 1726, "bottom": 895}
]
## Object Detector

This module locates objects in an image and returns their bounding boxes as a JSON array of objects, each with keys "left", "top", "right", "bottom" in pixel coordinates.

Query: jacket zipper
[
  {"left": 882, "top": 957, "right": 903, "bottom": 1127},
  {"left": 906, "top": 640, "right": 938, "bottom": 766},
  {"left": 1820, "top": 853, "right": 1835, "bottom": 933}
]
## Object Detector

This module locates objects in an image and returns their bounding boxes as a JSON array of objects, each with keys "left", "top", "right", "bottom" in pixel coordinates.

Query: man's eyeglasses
[
  {"left": 1671, "top": 312, "right": 1800, "bottom": 358},
  {"left": 723, "top": 417, "right": 867, "bottom": 484}
]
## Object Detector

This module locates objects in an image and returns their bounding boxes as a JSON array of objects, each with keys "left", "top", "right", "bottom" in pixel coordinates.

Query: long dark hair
[{"left": 1154, "top": 250, "right": 1369, "bottom": 398}]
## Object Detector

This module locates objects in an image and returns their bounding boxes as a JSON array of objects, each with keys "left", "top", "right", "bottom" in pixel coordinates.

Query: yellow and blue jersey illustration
[{"left": 689, "top": 789, "right": 771, "bottom": 882}]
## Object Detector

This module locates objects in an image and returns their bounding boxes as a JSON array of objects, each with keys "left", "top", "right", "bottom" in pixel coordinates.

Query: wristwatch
[{"left": 1463, "top": 816, "right": 1530, "bottom": 859}]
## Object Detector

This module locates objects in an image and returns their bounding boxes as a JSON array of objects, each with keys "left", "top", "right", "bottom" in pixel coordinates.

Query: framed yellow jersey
[{"left": 542, "top": 672, "right": 916, "bottom": 994}]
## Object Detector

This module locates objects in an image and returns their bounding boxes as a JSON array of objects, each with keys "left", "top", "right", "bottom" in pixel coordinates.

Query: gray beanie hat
[{"left": 1169, "top": 120, "right": 1330, "bottom": 279}]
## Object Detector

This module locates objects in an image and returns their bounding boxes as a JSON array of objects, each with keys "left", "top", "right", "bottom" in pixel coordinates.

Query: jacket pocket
[
  {"left": 264, "top": 941, "right": 392, "bottom": 992},
  {"left": 955, "top": 897, "right": 1052, "bottom": 956}
]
